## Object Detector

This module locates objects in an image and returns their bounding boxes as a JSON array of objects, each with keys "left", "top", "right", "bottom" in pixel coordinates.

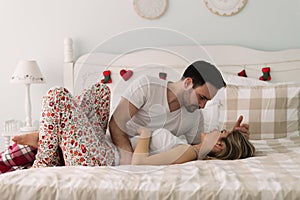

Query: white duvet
[{"left": 1, "top": 136, "right": 300, "bottom": 200}]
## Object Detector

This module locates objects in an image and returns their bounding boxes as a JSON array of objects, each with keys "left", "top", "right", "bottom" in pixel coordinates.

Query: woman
[
  {"left": 131, "top": 128, "right": 255, "bottom": 165},
  {"left": 0, "top": 83, "right": 254, "bottom": 173}
]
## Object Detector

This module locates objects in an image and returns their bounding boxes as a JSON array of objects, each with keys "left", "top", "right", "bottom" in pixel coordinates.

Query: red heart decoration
[
  {"left": 159, "top": 72, "right": 167, "bottom": 80},
  {"left": 120, "top": 69, "right": 133, "bottom": 81}
]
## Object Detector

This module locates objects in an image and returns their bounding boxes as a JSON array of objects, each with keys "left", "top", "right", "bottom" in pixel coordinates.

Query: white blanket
[{"left": 1, "top": 136, "right": 300, "bottom": 200}]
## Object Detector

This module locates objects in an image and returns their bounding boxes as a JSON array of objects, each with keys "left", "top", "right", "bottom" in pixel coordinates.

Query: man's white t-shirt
[{"left": 122, "top": 75, "right": 203, "bottom": 144}]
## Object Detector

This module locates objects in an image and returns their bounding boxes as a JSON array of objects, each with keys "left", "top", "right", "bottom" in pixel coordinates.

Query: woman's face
[
  {"left": 210, "top": 139, "right": 226, "bottom": 154},
  {"left": 200, "top": 132, "right": 227, "bottom": 155}
]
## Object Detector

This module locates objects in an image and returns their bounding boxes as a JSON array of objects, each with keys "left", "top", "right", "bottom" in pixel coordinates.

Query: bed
[{"left": 0, "top": 37, "right": 300, "bottom": 200}]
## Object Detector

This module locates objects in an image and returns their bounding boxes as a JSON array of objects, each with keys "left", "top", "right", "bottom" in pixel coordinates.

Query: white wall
[{"left": 0, "top": 0, "right": 299, "bottom": 150}]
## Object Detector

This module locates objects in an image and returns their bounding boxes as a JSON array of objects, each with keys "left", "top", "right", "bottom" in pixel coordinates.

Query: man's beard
[
  {"left": 184, "top": 104, "right": 199, "bottom": 113},
  {"left": 182, "top": 89, "right": 199, "bottom": 113}
]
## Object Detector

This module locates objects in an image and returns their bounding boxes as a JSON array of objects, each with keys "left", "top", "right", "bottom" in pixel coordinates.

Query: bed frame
[{"left": 63, "top": 37, "right": 300, "bottom": 95}]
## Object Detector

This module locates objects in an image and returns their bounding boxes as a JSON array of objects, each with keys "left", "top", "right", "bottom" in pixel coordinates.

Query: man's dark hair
[{"left": 181, "top": 60, "right": 226, "bottom": 89}]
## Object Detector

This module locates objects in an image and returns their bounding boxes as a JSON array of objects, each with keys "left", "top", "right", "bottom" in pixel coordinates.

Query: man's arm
[{"left": 109, "top": 97, "right": 139, "bottom": 165}]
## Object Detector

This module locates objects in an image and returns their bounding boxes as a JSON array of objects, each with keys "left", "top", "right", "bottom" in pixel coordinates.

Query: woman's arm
[
  {"left": 131, "top": 128, "right": 198, "bottom": 165},
  {"left": 131, "top": 128, "right": 151, "bottom": 165}
]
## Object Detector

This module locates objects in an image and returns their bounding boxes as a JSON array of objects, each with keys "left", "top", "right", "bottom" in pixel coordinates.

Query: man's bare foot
[{"left": 12, "top": 131, "right": 39, "bottom": 148}]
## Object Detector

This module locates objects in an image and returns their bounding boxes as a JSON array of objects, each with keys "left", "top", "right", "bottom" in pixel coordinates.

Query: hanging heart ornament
[{"left": 120, "top": 69, "right": 133, "bottom": 81}]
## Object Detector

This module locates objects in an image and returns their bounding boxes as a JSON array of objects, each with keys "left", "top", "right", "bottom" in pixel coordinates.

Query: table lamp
[{"left": 11, "top": 60, "right": 45, "bottom": 132}]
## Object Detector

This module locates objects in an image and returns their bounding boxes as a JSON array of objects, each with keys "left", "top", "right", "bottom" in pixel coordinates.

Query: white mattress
[{"left": 1, "top": 136, "right": 300, "bottom": 200}]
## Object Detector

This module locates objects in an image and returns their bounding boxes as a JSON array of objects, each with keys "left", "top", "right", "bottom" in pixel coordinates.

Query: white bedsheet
[{"left": 1, "top": 136, "right": 300, "bottom": 200}]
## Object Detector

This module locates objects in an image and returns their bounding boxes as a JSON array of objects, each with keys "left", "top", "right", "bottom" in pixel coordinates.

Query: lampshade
[{"left": 11, "top": 60, "right": 45, "bottom": 84}]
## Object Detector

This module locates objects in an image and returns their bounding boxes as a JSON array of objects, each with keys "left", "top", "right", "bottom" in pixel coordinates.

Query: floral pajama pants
[{"left": 32, "top": 83, "right": 116, "bottom": 167}]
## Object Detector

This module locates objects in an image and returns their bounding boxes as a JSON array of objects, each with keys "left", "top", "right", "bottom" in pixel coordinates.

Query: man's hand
[{"left": 233, "top": 115, "right": 250, "bottom": 139}]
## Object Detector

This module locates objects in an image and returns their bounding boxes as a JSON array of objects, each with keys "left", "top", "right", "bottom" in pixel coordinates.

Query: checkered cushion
[
  {"left": 0, "top": 143, "right": 37, "bottom": 174},
  {"left": 219, "top": 84, "right": 300, "bottom": 139}
]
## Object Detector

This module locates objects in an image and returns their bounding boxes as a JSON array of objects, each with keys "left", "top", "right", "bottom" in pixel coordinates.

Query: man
[{"left": 109, "top": 60, "right": 250, "bottom": 165}]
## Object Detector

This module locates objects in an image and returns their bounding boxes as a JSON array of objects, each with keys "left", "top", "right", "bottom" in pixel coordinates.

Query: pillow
[
  {"left": 222, "top": 73, "right": 270, "bottom": 86},
  {"left": 202, "top": 88, "right": 224, "bottom": 132},
  {"left": 219, "top": 84, "right": 300, "bottom": 139},
  {"left": 202, "top": 73, "right": 270, "bottom": 132}
]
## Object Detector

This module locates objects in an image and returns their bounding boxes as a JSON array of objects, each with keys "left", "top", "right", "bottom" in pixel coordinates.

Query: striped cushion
[{"left": 219, "top": 84, "right": 300, "bottom": 139}]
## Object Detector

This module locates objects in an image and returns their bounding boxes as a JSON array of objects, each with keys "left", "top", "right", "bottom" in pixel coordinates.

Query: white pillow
[
  {"left": 202, "top": 88, "right": 224, "bottom": 132},
  {"left": 222, "top": 73, "right": 270, "bottom": 86}
]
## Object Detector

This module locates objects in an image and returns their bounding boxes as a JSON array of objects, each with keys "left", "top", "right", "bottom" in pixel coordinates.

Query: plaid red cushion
[{"left": 0, "top": 143, "right": 37, "bottom": 174}]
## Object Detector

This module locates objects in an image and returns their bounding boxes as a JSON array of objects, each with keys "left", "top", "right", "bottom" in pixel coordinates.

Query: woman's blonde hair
[{"left": 214, "top": 130, "right": 255, "bottom": 160}]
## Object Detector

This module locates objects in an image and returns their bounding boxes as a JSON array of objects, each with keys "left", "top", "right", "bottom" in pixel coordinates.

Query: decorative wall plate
[
  {"left": 204, "top": 0, "right": 248, "bottom": 16},
  {"left": 133, "top": 0, "right": 168, "bottom": 20}
]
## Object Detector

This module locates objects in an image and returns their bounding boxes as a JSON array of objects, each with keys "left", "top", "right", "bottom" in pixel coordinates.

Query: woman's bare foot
[{"left": 12, "top": 131, "right": 39, "bottom": 148}]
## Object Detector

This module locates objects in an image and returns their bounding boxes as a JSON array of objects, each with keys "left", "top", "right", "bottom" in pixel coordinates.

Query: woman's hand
[
  {"left": 233, "top": 115, "right": 250, "bottom": 139},
  {"left": 137, "top": 127, "right": 151, "bottom": 138}
]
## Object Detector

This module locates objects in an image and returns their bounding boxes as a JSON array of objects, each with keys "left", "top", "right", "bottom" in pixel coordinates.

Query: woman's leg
[
  {"left": 74, "top": 83, "right": 115, "bottom": 165},
  {"left": 12, "top": 83, "right": 111, "bottom": 155},
  {"left": 76, "top": 82, "right": 111, "bottom": 136},
  {"left": 33, "top": 84, "right": 115, "bottom": 168},
  {"left": 32, "top": 87, "right": 70, "bottom": 167}
]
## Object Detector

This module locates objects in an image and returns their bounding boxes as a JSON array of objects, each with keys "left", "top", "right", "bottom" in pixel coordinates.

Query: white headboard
[{"left": 63, "top": 37, "right": 300, "bottom": 97}]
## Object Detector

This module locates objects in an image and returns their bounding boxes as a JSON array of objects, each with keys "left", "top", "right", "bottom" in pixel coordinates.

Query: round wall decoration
[
  {"left": 133, "top": 0, "right": 168, "bottom": 20},
  {"left": 204, "top": 0, "right": 248, "bottom": 16}
]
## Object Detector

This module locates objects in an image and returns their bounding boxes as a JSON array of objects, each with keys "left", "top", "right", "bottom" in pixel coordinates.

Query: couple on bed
[{"left": 0, "top": 60, "right": 255, "bottom": 173}]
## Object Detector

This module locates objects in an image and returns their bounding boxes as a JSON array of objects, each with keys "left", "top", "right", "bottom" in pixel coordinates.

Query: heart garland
[
  {"left": 159, "top": 72, "right": 167, "bottom": 80},
  {"left": 120, "top": 69, "right": 133, "bottom": 81}
]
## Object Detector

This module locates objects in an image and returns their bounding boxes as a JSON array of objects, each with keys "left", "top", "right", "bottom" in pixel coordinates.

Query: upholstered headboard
[{"left": 64, "top": 38, "right": 300, "bottom": 96}]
